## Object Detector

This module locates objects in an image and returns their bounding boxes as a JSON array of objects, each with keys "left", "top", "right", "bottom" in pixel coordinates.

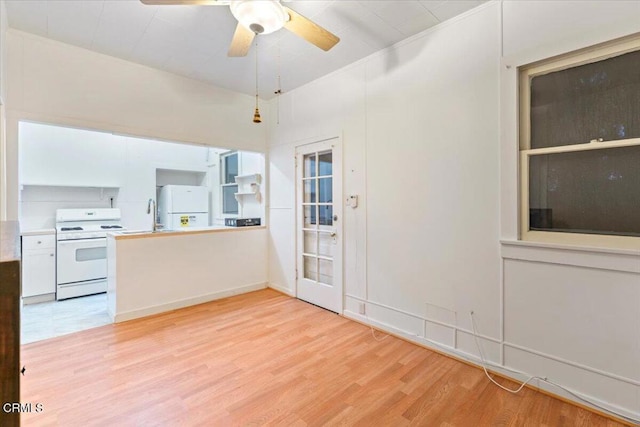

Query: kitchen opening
[{"left": 18, "top": 121, "right": 265, "bottom": 343}]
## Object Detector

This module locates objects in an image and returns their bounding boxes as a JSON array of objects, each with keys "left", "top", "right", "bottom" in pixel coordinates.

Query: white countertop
[
  {"left": 109, "top": 225, "right": 265, "bottom": 240},
  {"left": 20, "top": 228, "right": 56, "bottom": 237}
]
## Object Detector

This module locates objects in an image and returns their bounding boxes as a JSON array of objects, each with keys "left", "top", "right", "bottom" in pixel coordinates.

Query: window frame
[
  {"left": 220, "top": 151, "right": 239, "bottom": 217},
  {"left": 518, "top": 35, "right": 640, "bottom": 250}
]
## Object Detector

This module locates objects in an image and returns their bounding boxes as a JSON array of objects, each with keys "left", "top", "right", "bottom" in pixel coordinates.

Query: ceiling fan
[{"left": 140, "top": 0, "right": 340, "bottom": 57}]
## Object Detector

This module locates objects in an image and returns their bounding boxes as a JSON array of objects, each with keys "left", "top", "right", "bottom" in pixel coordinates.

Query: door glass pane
[
  {"left": 304, "top": 205, "right": 316, "bottom": 227},
  {"left": 318, "top": 258, "right": 333, "bottom": 285},
  {"left": 529, "top": 145, "right": 640, "bottom": 236},
  {"left": 530, "top": 49, "right": 640, "bottom": 149},
  {"left": 318, "top": 232, "right": 333, "bottom": 257},
  {"left": 303, "top": 179, "right": 316, "bottom": 203},
  {"left": 318, "top": 177, "right": 332, "bottom": 203},
  {"left": 318, "top": 151, "right": 332, "bottom": 176},
  {"left": 304, "top": 154, "right": 316, "bottom": 178},
  {"left": 318, "top": 205, "right": 332, "bottom": 226},
  {"left": 304, "top": 231, "right": 317, "bottom": 255},
  {"left": 303, "top": 255, "right": 317, "bottom": 281}
]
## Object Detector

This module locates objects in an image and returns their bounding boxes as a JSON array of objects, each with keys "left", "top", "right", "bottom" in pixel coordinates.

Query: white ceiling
[{"left": 6, "top": 0, "right": 486, "bottom": 99}]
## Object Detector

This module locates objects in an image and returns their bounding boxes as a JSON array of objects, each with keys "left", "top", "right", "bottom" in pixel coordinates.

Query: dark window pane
[
  {"left": 529, "top": 146, "right": 640, "bottom": 236},
  {"left": 224, "top": 153, "right": 238, "bottom": 184},
  {"left": 318, "top": 177, "right": 332, "bottom": 203},
  {"left": 530, "top": 49, "right": 640, "bottom": 149},
  {"left": 318, "top": 151, "right": 332, "bottom": 176},
  {"left": 222, "top": 185, "right": 238, "bottom": 214}
]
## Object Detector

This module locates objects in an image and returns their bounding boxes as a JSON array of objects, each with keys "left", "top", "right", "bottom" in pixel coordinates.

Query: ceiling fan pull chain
[{"left": 253, "top": 37, "right": 262, "bottom": 124}]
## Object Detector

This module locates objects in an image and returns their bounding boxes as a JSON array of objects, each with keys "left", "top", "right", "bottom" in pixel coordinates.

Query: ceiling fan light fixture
[{"left": 230, "top": 0, "right": 288, "bottom": 35}]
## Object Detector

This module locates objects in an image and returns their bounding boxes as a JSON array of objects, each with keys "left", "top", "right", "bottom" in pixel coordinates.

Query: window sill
[
  {"left": 500, "top": 239, "right": 640, "bottom": 274},
  {"left": 501, "top": 239, "right": 640, "bottom": 257}
]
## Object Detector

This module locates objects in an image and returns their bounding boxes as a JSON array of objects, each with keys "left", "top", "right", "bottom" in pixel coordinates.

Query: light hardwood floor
[{"left": 21, "top": 289, "right": 626, "bottom": 426}]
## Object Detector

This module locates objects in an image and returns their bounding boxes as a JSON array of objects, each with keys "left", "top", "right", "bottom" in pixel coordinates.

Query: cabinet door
[{"left": 22, "top": 249, "right": 56, "bottom": 297}]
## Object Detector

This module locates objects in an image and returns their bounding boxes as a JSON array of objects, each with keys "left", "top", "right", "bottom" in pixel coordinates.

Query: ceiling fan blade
[
  {"left": 283, "top": 6, "right": 340, "bottom": 52},
  {"left": 140, "top": 0, "right": 230, "bottom": 5},
  {"left": 228, "top": 23, "right": 256, "bottom": 57}
]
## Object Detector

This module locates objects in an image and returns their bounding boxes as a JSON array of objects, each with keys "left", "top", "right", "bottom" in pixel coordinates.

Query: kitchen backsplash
[{"left": 19, "top": 186, "right": 119, "bottom": 230}]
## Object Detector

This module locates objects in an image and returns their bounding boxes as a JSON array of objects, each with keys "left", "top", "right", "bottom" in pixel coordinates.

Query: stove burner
[
  {"left": 100, "top": 225, "right": 123, "bottom": 229},
  {"left": 60, "top": 227, "right": 83, "bottom": 231}
]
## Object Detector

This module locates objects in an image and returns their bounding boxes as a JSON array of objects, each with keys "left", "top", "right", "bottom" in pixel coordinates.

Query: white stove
[
  {"left": 55, "top": 208, "right": 125, "bottom": 300},
  {"left": 56, "top": 208, "right": 124, "bottom": 240}
]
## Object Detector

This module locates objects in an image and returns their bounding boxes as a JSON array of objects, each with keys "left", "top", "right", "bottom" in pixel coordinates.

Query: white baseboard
[
  {"left": 267, "top": 282, "right": 295, "bottom": 297},
  {"left": 22, "top": 293, "right": 56, "bottom": 305},
  {"left": 113, "top": 282, "right": 267, "bottom": 323}
]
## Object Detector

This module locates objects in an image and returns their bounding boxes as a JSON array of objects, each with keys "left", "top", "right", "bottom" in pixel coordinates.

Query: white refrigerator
[{"left": 158, "top": 185, "right": 209, "bottom": 230}]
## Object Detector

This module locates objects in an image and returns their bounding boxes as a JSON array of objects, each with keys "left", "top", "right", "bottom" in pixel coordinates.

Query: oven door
[{"left": 56, "top": 238, "right": 107, "bottom": 285}]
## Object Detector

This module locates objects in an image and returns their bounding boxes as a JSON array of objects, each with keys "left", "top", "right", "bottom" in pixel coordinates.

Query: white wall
[
  {"left": 3, "top": 29, "right": 267, "bottom": 221},
  {"left": 266, "top": 0, "right": 640, "bottom": 421}
]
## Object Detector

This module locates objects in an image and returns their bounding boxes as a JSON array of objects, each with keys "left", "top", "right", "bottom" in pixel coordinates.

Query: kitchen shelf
[
  {"left": 234, "top": 174, "right": 262, "bottom": 203},
  {"left": 234, "top": 173, "right": 262, "bottom": 185},
  {"left": 234, "top": 190, "right": 262, "bottom": 203}
]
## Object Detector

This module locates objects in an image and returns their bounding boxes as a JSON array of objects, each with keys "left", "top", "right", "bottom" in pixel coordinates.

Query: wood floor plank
[{"left": 20, "top": 289, "right": 629, "bottom": 426}]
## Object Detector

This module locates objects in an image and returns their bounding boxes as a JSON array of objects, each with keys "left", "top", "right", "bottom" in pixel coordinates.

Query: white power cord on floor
[
  {"left": 470, "top": 311, "right": 543, "bottom": 393},
  {"left": 469, "top": 311, "right": 639, "bottom": 425}
]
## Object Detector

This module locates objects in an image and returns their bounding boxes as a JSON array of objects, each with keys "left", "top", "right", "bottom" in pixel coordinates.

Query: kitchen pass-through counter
[
  {"left": 106, "top": 225, "right": 268, "bottom": 323},
  {"left": 111, "top": 225, "right": 234, "bottom": 239}
]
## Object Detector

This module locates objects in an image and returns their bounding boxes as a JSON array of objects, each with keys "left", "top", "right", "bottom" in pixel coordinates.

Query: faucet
[{"left": 147, "top": 199, "right": 157, "bottom": 232}]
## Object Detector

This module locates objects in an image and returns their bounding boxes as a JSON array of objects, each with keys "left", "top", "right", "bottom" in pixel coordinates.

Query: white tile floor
[{"left": 21, "top": 293, "right": 112, "bottom": 344}]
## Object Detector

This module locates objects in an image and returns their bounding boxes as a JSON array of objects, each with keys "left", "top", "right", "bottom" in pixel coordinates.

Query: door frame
[{"left": 294, "top": 134, "right": 343, "bottom": 314}]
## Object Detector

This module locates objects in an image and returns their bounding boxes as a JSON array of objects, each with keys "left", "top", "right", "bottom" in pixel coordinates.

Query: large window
[
  {"left": 519, "top": 36, "right": 640, "bottom": 249},
  {"left": 221, "top": 152, "right": 238, "bottom": 215}
]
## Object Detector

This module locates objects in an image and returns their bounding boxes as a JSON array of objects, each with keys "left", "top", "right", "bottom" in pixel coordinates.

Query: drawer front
[{"left": 22, "top": 234, "right": 56, "bottom": 250}]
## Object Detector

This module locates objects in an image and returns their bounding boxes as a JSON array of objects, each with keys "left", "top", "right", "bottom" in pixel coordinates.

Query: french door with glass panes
[{"left": 296, "top": 137, "right": 342, "bottom": 313}]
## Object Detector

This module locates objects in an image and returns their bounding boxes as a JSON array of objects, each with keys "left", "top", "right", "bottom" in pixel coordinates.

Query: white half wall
[
  {"left": 107, "top": 228, "right": 268, "bottom": 323},
  {"left": 267, "top": 0, "right": 640, "bottom": 421}
]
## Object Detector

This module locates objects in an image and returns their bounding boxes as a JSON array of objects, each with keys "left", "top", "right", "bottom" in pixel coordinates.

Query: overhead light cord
[
  {"left": 253, "top": 37, "right": 261, "bottom": 123},
  {"left": 469, "top": 311, "right": 639, "bottom": 424},
  {"left": 275, "top": 42, "right": 281, "bottom": 125}
]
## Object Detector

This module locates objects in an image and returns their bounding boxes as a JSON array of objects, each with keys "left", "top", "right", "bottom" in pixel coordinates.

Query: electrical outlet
[{"left": 358, "top": 302, "right": 366, "bottom": 315}]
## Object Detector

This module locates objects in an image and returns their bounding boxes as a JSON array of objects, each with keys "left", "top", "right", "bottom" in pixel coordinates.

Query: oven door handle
[{"left": 57, "top": 238, "right": 107, "bottom": 248}]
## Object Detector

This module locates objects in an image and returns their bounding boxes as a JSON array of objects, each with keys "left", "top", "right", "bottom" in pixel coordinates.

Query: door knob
[
  {"left": 333, "top": 215, "right": 338, "bottom": 221},
  {"left": 330, "top": 232, "right": 336, "bottom": 237}
]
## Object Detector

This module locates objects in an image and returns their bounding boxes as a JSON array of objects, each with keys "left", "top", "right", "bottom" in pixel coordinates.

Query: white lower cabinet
[{"left": 22, "top": 234, "right": 56, "bottom": 299}]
